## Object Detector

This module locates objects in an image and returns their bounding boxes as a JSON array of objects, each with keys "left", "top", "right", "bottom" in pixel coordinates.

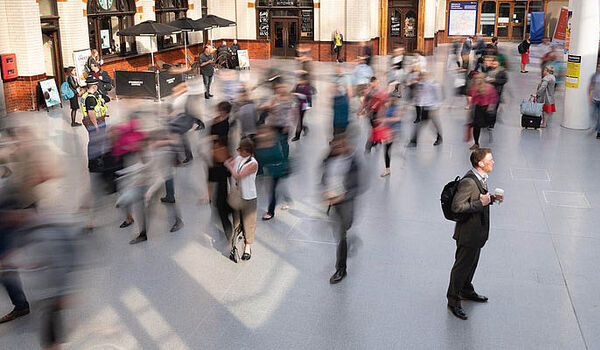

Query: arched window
[
  {"left": 480, "top": 1, "right": 496, "bottom": 37},
  {"left": 404, "top": 11, "right": 417, "bottom": 38},
  {"left": 87, "top": 0, "right": 137, "bottom": 59},
  {"left": 155, "top": 0, "right": 189, "bottom": 50}
]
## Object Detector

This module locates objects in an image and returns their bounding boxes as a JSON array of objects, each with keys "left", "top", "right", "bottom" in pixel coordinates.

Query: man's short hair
[
  {"left": 217, "top": 101, "right": 232, "bottom": 114},
  {"left": 470, "top": 148, "right": 492, "bottom": 168}
]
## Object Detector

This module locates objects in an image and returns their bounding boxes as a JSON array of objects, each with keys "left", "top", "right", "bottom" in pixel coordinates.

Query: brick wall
[{"left": 3, "top": 74, "right": 47, "bottom": 112}]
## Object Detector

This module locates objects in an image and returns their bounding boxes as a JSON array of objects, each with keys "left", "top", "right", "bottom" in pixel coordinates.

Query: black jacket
[{"left": 321, "top": 152, "right": 361, "bottom": 204}]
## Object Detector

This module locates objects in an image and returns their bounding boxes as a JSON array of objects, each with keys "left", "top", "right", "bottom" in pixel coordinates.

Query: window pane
[
  {"left": 404, "top": 11, "right": 416, "bottom": 38},
  {"left": 513, "top": 4, "right": 525, "bottom": 24},
  {"left": 301, "top": 10, "right": 313, "bottom": 39},
  {"left": 480, "top": 1, "right": 496, "bottom": 37}
]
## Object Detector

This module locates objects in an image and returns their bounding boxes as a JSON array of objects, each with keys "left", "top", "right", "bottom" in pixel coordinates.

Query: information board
[
  {"left": 448, "top": 1, "right": 478, "bottom": 36},
  {"left": 258, "top": 10, "right": 269, "bottom": 37},
  {"left": 565, "top": 55, "right": 581, "bottom": 89},
  {"left": 301, "top": 10, "right": 313, "bottom": 37},
  {"left": 237, "top": 49, "right": 250, "bottom": 69},
  {"left": 73, "top": 49, "right": 91, "bottom": 85},
  {"left": 390, "top": 16, "right": 400, "bottom": 37},
  {"left": 39, "top": 79, "right": 61, "bottom": 108}
]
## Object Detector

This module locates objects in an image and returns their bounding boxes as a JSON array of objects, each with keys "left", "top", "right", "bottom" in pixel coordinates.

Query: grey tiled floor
[{"left": 2, "top": 43, "right": 600, "bottom": 349}]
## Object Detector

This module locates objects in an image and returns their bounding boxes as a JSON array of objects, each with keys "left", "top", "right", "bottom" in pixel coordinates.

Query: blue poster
[
  {"left": 448, "top": 1, "right": 479, "bottom": 36},
  {"left": 530, "top": 12, "right": 545, "bottom": 43}
]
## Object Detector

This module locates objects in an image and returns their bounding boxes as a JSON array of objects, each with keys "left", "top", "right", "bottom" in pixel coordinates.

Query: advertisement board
[
  {"left": 565, "top": 55, "right": 581, "bottom": 89},
  {"left": 448, "top": 1, "right": 478, "bottom": 36},
  {"left": 237, "top": 49, "right": 250, "bottom": 69},
  {"left": 73, "top": 49, "right": 91, "bottom": 85},
  {"left": 39, "top": 79, "right": 62, "bottom": 108},
  {"left": 552, "top": 6, "right": 569, "bottom": 45}
]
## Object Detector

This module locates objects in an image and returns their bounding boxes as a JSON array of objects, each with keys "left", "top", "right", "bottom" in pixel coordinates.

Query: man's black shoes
[
  {"left": 462, "top": 293, "right": 488, "bottom": 303},
  {"left": 448, "top": 305, "right": 468, "bottom": 320},
  {"left": 329, "top": 268, "right": 346, "bottom": 284},
  {"left": 129, "top": 232, "right": 147, "bottom": 245},
  {"left": 0, "top": 307, "right": 30, "bottom": 324}
]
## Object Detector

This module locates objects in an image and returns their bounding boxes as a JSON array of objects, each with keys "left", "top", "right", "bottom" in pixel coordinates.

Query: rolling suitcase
[
  {"left": 521, "top": 114, "right": 542, "bottom": 129},
  {"left": 520, "top": 96, "right": 543, "bottom": 129}
]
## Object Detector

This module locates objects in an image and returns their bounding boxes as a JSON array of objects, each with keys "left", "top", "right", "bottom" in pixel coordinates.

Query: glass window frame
[
  {"left": 155, "top": 0, "right": 189, "bottom": 51},
  {"left": 87, "top": 0, "right": 137, "bottom": 60},
  {"left": 256, "top": 0, "right": 313, "bottom": 41}
]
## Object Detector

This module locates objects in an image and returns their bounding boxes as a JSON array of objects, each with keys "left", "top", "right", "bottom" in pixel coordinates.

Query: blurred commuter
[
  {"left": 407, "top": 72, "right": 443, "bottom": 147},
  {"left": 209, "top": 102, "right": 233, "bottom": 240},
  {"left": 359, "top": 41, "right": 372, "bottom": 66},
  {"left": 255, "top": 126, "right": 290, "bottom": 221},
  {"left": 378, "top": 98, "right": 403, "bottom": 177},
  {"left": 461, "top": 36, "right": 473, "bottom": 70},
  {"left": 322, "top": 134, "right": 361, "bottom": 284},
  {"left": 332, "top": 64, "right": 352, "bottom": 135},
  {"left": 265, "top": 81, "right": 298, "bottom": 160},
  {"left": 468, "top": 74, "right": 498, "bottom": 149},
  {"left": 292, "top": 74, "right": 313, "bottom": 141},
  {"left": 486, "top": 57, "right": 508, "bottom": 129},
  {"left": 352, "top": 57, "right": 374, "bottom": 98},
  {"left": 224, "top": 138, "right": 258, "bottom": 261},
  {"left": 589, "top": 63, "right": 600, "bottom": 139},
  {"left": 361, "top": 77, "right": 389, "bottom": 153},
  {"left": 389, "top": 47, "right": 405, "bottom": 97},
  {"left": 235, "top": 85, "right": 258, "bottom": 140}
]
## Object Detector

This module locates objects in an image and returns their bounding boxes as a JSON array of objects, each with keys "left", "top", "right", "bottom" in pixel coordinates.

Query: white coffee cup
[{"left": 494, "top": 188, "right": 504, "bottom": 201}]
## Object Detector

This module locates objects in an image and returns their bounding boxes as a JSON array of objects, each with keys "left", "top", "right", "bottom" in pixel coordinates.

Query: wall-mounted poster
[
  {"left": 448, "top": 1, "right": 478, "bottom": 36},
  {"left": 390, "top": 15, "right": 401, "bottom": 37},
  {"left": 39, "top": 79, "right": 61, "bottom": 108},
  {"left": 73, "top": 49, "right": 91, "bottom": 85},
  {"left": 101, "top": 30, "right": 111, "bottom": 49},
  {"left": 259, "top": 10, "right": 269, "bottom": 37}
]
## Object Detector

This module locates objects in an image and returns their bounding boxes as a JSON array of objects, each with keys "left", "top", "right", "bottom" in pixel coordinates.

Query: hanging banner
[
  {"left": 565, "top": 55, "right": 581, "bottom": 89},
  {"left": 447, "top": 1, "right": 478, "bottom": 36},
  {"left": 552, "top": 6, "right": 568, "bottom": 45},
  {"left": 237, "top": 49, "right": 250, "bottom": 69},
  {"left": 73, "top": 49, "right": 91, "bottom": 85},
  {"left": 530, "top": 12, "right": 545, "bottom": 43}
]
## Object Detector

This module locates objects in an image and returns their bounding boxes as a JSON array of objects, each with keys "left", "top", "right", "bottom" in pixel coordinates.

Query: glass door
[
  {"left": 496, "top": 3, "right": 511, "bottom": 38},
  {"left": 512, "top": 2, "right": 526, "bottom": 40},
  {"left": 271, "top": 19, "right": 298, "bottom": 57}
]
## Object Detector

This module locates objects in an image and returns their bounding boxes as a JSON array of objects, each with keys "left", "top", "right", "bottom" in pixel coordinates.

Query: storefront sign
[
  {"left": 39, "top": 79, "right": 61, "bottom": 108},
  {"left": 301, "top": 10, "right": 313, "bottom": 37},
  {"left": 390, "top": 15, "right": 400, "bottom": 37},
  {"left": 258, "top": 10, "right": 269, "bottom": 37},
  {"left": 552, "top": 6, "right": 569, "bottom": 45},
  {"left": 448, "top": 1, "right": 478, "bottom": 36},
  {"left": 72, "top": 49, "right": 91, "bottom": 85},
  {"left": 237, "top": 49, "right": 250, "bottom": 69},
  {"left": 565, "top": 55, "right": 581, "bottom": 89},
  {"left": 115, "top": 70, "right": 157, "bottom": 98}
]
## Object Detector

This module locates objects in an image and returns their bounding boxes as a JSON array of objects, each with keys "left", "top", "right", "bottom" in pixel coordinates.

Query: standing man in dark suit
[
  {"left": 199, "top": 45, "right": 215, "bottom": 99},
  {"left": 447, "top": 148, "right": 502, "bottom": 320}
]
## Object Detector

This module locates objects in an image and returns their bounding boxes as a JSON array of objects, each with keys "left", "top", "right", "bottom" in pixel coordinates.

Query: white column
[
  {"left": 424, "top": 0, "right": 437, "bottom": 39},
  {"left": 562, "top": 0, "right": 599, "bottom": 129}
]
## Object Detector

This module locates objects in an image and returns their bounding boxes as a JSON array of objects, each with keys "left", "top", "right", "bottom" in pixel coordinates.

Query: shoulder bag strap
[{"left": 463, "top": 173, "right": 487, "bottom": 194}]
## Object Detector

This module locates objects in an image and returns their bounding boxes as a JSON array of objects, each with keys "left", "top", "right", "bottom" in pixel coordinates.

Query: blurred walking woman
[
  {"left": 225, "top": 138, "right": 258, "bottom": 261},
  {"left": 468, "top": 74, "right": 497, "bottom": 150},
  {"left": 536, "top": 66, "right": 556, "bottom": 128}
]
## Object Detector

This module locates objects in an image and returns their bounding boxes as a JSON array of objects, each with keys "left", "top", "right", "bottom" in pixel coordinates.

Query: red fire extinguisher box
[{"left": 1, "top": 54, "right": 18, "bottom": 81}]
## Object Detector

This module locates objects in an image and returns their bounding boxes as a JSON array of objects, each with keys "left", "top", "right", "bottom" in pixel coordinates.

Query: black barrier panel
[
  {"left": 158, "top": 72, "right": 184, "bottom": 98},
  {"left": 115, "top": 70, "right": 157, "bottom": 99}
]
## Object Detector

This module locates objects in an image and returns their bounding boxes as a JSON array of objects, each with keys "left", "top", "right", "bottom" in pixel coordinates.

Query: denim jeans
[
  {"left": 594, "top": 100, "right": 600, "bottom": 133},
  {"left": 1, "top": 270, "right": 29, "bottom": 309},
  {"left": 165, "top": 178, "right": 175, "bottom": 201}
]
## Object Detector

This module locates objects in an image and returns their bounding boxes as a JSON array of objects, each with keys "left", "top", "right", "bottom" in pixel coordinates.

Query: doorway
[
  {"left": 496, "top": 2, "right": 526, "bottom": 40},
  {"left": 387, "top": 0, "right": 418, "bottom": 54},
  {"left": 41, "top": 20, "right": 64, "bottom": 88},
  {"left": 271, "top": 19, "right": 298, "bottom": 57}
]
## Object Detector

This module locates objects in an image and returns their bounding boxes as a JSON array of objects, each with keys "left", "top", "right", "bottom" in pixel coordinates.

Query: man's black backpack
[
  {"left": 441, "top": 173, "right": 485, "bottom": 222},
  {"left": 441, "top": 176, "right": 463, "bottom": 222}
]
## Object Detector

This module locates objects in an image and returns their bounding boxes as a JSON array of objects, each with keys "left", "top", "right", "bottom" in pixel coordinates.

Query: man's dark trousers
[
  {"left": 447, "top": 242, "right": 481, "bottom": 307},
  {"left": 202, "top": 74, "right": 213, "bottom": 97},
  {"left": 332, "top": 200, "right": 354, "bottom": 270}
]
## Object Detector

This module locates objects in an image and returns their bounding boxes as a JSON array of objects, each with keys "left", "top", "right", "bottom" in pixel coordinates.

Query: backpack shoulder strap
[{"left": 462, "top": 172, "right": 487, "bottom": 194}]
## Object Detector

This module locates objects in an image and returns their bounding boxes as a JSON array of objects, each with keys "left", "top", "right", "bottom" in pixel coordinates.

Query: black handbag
[{"left": 103, "top": 82, "right": 113, "bottom": 91}]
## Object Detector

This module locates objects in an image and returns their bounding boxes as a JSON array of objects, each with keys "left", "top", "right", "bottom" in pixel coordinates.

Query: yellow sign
[{"left": 566, "top": 55, "right": 581, "bottom": 89}]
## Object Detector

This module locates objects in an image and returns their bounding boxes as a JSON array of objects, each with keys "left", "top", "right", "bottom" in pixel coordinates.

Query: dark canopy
[
  {"left": 194, "top": 15, "right": 236, "bottom": 29},
  {"left": 168, "top": 17, "right": 211, "bottom": 32},
  {"left": 117, "top": 20, "right": 182, "bottom": 37}
]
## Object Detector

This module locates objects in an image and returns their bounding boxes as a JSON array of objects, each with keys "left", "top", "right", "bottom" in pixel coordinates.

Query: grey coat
[
  {"left": 451, "top": 171, "right": 490, "bottom": 248},
  {"left": 536, "top": 74, "right": 556, "bottom": 105}
]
